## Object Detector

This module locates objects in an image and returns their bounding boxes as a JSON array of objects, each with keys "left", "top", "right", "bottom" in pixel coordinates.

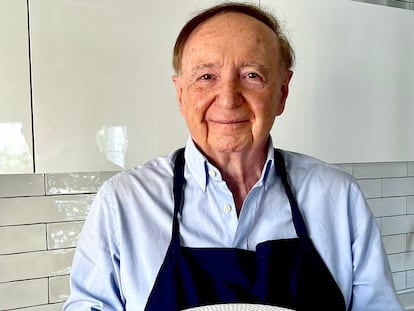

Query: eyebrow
[
  {"left": 187, "top": 63, "right": 217, "bottom": 80},
  {"left": 191, "top": 63, "right": 217, "bottom": 73},
  {"left": 241, "top": 62, "right": 271, "bottom": 75}
]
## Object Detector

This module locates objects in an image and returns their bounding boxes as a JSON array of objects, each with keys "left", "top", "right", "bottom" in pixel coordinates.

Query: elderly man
[{"left": 64, "top": 2, "right": 403, "bottom": 310}]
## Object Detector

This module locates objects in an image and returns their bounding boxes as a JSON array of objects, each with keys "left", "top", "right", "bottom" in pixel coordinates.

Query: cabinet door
[
  {"left": 30, "top": 0, "right": 259, "bottom": 173},
  {"left": 0, "top": 0, "right": 33, "bottom": 174},
  {"left": 263, "top": 0, "right": 414, "bottom": 163}
]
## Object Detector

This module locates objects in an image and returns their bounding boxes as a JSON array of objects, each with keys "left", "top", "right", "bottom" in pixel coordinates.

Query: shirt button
[
  {"left": 208, "top": 170, "right": 217, "bottom": 178},
  {"left": 223, "top": 205, "right": 232, "bottom": 213}
]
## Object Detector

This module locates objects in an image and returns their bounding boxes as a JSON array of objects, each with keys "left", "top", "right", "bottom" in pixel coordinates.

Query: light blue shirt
[{"left": 64, "top": 137, "right": 403, "bottom": 310}]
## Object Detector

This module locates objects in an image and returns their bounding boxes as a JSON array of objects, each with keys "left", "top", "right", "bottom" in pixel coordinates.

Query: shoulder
[
  {"left": 97, "top": 149, "right": 182, "bottom": 201},
  {"left": 277, "top": 149, "right": 364, "bottom": 217},
  {"left": 278, "top": 150, "right": 370, "bottom": 239},
  {"left": 278, "top": 149, "right": 354, "bottom": 186}
]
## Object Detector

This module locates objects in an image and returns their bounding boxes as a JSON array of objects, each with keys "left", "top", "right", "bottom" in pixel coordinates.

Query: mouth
[
  {"left": 208, "top": 119, "right": 250, "bottom": 132},
  {"left": 210, "top": 119, "right": 249, "bottom": 125}
]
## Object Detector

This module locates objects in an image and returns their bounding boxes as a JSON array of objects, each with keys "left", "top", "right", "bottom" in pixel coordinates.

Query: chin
[{"left": 210, "top": 139, "right": 251, "bottom": 154}]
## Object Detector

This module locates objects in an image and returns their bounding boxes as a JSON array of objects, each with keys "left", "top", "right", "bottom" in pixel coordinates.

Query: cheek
[
  {"left": 184, "top": 89, "right": 213, "bottom": 118},
  {"left": 251, "top": 95, "right": 279, "bottom": 129},
  {"left": 256, "top": 91, "right": 279, "bottom": 115},
  {"left": 264, "top": 91, "right": 283, "bottom": 117}
]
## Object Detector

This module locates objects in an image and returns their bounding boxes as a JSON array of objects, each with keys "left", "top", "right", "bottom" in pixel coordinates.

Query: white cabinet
[
  {"left": 29, "top": 0, "right": 259, "bottom": 173},
  {"left": 22, "top": 0, "right": 413, "bottom": 173},
  {"left": 0, "top": 0, "right": 33, "bottom": 174},
  {"left": 263, "top": 0, "right": 414, "bottom": 163}
]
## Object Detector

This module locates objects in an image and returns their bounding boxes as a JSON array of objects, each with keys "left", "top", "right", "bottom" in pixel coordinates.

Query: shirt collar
[
  {"left": 260, "top": 138, "right": 275, "bottom": 191},
  {"left": 184, "top": 137, "right": 275, "bottom": 192},
  {"left": 184, "top": 138, "right": 209, "bottom": 191}
]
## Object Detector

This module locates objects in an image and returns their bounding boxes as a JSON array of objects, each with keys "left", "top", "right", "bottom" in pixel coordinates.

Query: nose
[{"left": 217, "top": 76, "right": 243, "bottom": 108}]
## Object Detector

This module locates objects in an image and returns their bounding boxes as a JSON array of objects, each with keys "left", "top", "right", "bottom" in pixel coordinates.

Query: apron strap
[
  {"left": 172, "top": 148, "right": 186, "bottom": 238},
  {"left": 274, "top": 149, "right": 309, "bottom": 238}
]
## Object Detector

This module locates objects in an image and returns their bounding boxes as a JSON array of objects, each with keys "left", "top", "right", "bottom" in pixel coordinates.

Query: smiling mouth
[{"left": 211, "top": 120, "right": 248, "bottom": 125}]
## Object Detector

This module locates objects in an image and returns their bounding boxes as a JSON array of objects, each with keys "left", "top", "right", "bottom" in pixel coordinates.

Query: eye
[
  {"left": 242, "top": 70, "right": 267, "bottom": 89},
  {"left": 246, "top": 72, "right": 260, "bottom": 79},
  {"left": 247, "top": 72, "right": 258, "bottom": 78},
  {"left": 199, "top": 73, "right": 213, "bottom": 80}
]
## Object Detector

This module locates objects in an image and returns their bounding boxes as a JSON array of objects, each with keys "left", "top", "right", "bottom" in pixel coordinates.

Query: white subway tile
[
  {"left": 13, "top": 302, "right": 65, "bottom": 311},
  {"left": 382, "top": 235, "right": 407, "bottom": 254},
  {"left": 0, "top": 249, "right": 74, "bottom": 282},
  {"left": 367, "top": 197, "right": 406, "bottom": 217},
  {"left": 0, "top": 224, "right": 46, "bottom": 255},
  {"left": 0, "top": 174, "right": 45, "bottom": 198},
  {"left": 389, "top": 251, "right": 414, "bottom": 272},
  {"left": 397, "top": 290, "right": 414, "bottom": 311},
  {"left": 407, "top": 233, "right": 414, "bottom": 252},
  {"left": 0, "top": 278, "right": 48, "bottom": 310},
  {"left": 381, "top": 215, "right": 414, "bottom": 236},
  {"left": 408, "top": 162, "right": 414, "bottom": 177},
  {"left": 357, "top": 179, "right": 382, "bottom": 199},
  {"left": 0, "top": 194, "right": 93, "bottom": 226},
  {"left": 46, "top": 171, "right": 116, "bottom": 195},
  {"left": 408, "top": 196, "right": 414, "bottom": 214},
  {"left": 408, "top": 270, "right": 414, "bottom": 289},
  {"left": 382, "top": 177, "right": 414, "bottom": 197},
  {"left": 393, "top": 271, "right": 407, "bottom": 291},
  {"left": 49, "top": 275, "right": 70, "bottom": 303},
  {"left": 353, "top": 162, "right": 407, "bottom": 179},
  {"left": 47, "top": 221, "right": 84, "bottom": 249}
]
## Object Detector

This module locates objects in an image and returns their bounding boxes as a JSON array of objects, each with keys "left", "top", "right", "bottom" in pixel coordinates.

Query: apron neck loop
[{"left": 173, "top": 148, "right": 310, "bottom": 239}]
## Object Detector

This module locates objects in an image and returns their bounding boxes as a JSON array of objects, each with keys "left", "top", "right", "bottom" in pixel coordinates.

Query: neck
[{"left": 204, "top": 146, "right": 268, "bottom": 215}]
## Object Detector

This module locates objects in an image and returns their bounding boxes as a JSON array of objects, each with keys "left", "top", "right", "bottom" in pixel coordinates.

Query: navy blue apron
[{"left": 144, "top": 149, "right": 346, "bottom": 310}]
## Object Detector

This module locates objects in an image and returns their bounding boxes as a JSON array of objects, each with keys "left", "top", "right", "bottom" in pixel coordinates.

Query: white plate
[{"left": 183, "top": 304, "right": 293, "bottom": 311}]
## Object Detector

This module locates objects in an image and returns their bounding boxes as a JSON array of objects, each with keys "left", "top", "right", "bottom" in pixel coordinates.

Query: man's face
[{"left": 173, "top": 12, "right": 292, "bottom": 158}]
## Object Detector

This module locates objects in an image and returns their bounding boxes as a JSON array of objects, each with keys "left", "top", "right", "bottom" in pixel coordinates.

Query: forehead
[{"left": 181, "top": 12, "right": 280, "bottom": 68}]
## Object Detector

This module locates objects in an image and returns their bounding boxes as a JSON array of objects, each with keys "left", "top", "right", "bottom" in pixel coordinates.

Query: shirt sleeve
[
  {"left": 63, "top": 181, "right": 125, "bottom": 310},
  {"left": 349, "top": 182, "right": 404, "bottom": 311}
]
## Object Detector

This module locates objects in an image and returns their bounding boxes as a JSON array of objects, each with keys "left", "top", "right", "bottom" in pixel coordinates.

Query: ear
[
  {"left": 172, "top": 75, "right": 185, "bottom": 115},
  {"left": 275, "top": 70, "right": 293, "bottom": 116}
]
